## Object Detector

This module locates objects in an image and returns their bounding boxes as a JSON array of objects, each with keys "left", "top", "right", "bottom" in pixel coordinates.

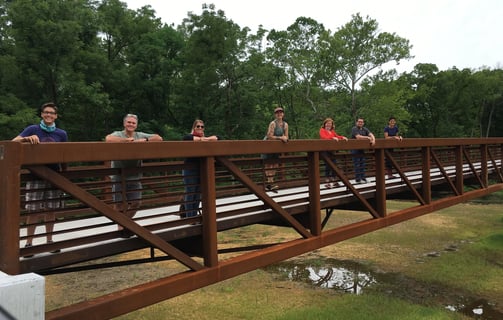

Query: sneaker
[
  {"left": 361, "top": 178, "right": 368, "bottom": 184},
  {"left": 387, "top": 175, "right": 397, "bottom": 179},
  {"left": 265, "top": 185, "right": 279, "bottom": 193},
  {"left": 23, "top": 243, "right": 34, "bottom": 258},
  {"left": 324, "top": 183, "right": 333, "bottom": 189},
  {"left": 121, "top": 229, "right": 135, "bottom": 238},
  {"left": 47, "top": 240, "right": 61, "bottom": 253},
  {"left": 355, "top": 179, "right": 361, "bottom": 184},
  {"left": 332, "top": 181, "right": 341, "bottom": 188}
]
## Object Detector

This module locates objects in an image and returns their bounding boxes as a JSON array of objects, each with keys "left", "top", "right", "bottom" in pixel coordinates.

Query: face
[
  {"left": 193, "top": 121, "right": 205, "bottom": 134},
  {"left": 275, "top": 110, "right": 284, "bottom": 119},
  {"left": 388, "top": 118, "right": 396, "bottom": 126},
  {"left": 123, "top": 116, "right": 138, "bottom": 132},
  {"left": 324, "top": 121, "right": 333, "bottom": 130},
  {"left": 356, "top": 119, "right": 364, "bottom": 128},
  {"left": 41, "top": 107, "right": 58, "bottom": 125}
]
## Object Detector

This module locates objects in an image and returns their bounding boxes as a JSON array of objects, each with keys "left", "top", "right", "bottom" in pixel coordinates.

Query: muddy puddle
[{"left": 263, "top": 258, "right": 502, "bottom": 319}]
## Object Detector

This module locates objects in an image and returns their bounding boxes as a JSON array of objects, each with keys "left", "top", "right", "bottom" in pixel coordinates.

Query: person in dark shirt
[
  {"left": 181, "top": 119, "right": 220, "bottom": 218},
  {"left": 12, "top": 102, "right": 68, "bottom": 257},
  {"left": 350, "top": 118, "right": 375, "bottom": 184},
  {"left": 383, "top": 116, "right": 403, "bottom": 179}
]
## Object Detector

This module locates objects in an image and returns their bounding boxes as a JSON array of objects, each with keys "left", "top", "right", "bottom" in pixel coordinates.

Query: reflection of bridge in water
[{"left": 1, "top": 138, "right": 502, "bottom": 319}]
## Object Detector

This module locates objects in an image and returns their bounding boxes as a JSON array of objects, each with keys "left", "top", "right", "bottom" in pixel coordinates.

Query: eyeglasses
[
  {"left": 196, "top": 125, "right": 205, "bottom": 129},
  {"left": 42, "top": 111, "right": 57, "bottom": 115}
]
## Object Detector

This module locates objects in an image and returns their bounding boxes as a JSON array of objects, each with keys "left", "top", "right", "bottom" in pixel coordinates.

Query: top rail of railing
[{"left": 1, "top": 137, "right": 503, "bottom": 165}]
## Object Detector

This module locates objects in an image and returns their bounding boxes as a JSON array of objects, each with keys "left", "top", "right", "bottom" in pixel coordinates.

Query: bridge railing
[{"left": 0, "top": 138, "right": 502, "bottom": 277}]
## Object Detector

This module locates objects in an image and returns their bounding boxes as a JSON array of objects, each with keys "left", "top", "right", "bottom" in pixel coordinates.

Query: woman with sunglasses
[{"left": 181, "top": 120, "right": 220, "bottom": 218}]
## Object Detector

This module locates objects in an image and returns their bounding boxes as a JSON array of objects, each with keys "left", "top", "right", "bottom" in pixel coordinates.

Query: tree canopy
[{"left": 1, "top": 1, "right": 502, "bottom": 142}]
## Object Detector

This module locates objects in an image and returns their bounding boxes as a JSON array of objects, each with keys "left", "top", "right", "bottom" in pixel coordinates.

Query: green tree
[
  {"left": 175, "top": 4, "right": 258, "bottom": 139},
  {"left": 321, "top": 13, "right": 413, "bottom": 120},
  {"left": 358, "top": 70, "right": 411, "bottom": 137},
  {"left": 266, "top": 17, "right": 328, "bottom": 138}
]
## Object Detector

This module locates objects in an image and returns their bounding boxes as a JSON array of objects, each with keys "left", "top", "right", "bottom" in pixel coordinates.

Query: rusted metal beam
[
  {"left": 27, "top": 165, "right": 203, "bottom": 271},
  {"left": 216, "top": 156, "right": 312, "bottom": 239},
  {"left": 200, "top": 157, "right": 218, "bottom": 267},
  {"left": 45, "top": 183, "right": 503, "bottom": 320},
  {"left": 385, "top": 149, "right": 426, "bottom": 205},
  {"left": 321, "top": 152, "right": 380, "bottom": 218},
  {"left": 462, "top": 147, "right": 484, "bottom": 187},
  {"left": 430, "top": 149, "right": 460, "bottom": 196},
  {"left": 374, "top": 149, "right": 386, "bottom": 217},
  {"left": 422, "top": 147, "right": 432, "bottom": 204},
  {"left": 307, "top": 152, "right": 321, "bottom": 235},
  {"left": 0, "top": 139, "right": 502, "bottom": 319},
  {"left": 0, "top": 142, "right": 22, "bottom": 274},
  {"left": 455, "top": 146, "right": 464, "bottom": 194}
]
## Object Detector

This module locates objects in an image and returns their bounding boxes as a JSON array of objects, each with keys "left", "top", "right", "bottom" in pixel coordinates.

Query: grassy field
[{"left": 46, "top": 197, "right": 503, "bottom": 319}]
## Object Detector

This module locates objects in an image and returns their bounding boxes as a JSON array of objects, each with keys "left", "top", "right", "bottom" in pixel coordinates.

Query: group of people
[
  {"left": 13, "top": 101, "right": 402, "bottom": 255},
  {"left": 320, "top": 116, "right": 402, "bottom": 186}
]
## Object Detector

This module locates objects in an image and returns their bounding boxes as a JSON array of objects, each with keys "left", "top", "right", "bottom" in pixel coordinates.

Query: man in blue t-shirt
[
  {"left": 12, "top": 102, "right": 68, "bottom": 257},
  {"left": 350, "top": 118, "right": 375, "bottom": 184},
  {"left": 384, "top": 116, "right": 403, "bottom": 179}
]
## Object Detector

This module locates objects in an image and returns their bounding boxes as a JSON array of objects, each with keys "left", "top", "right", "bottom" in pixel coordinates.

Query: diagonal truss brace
[{"left": 27, "top": 165, "right": 203, "bottom": 271}]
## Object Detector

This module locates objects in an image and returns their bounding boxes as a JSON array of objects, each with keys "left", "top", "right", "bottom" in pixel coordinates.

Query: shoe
[
  {"left": 332, "top": 181, "right": 341, "bottom": 188},
  {"left": 23, "top": 243, "right": 34, "bottom": 258},
  {"left": 361, "top": 178, "right": 368, "bottom": 184},
  {"left": 355, "top": 179, "right": 361, "bottom": 184},
  {"left": 47, "top": 240, "right": 60, "bottom": 253},
  {"left": 324, "top": 183, "right": 333, "bottom": 189},
  {"left": 120, "top": 229, "right": 134, "bottom": 238},
  {"left": 266, "top": 184, "right": 279, "bottom": 192},
  {"left": 387, "top": 175, "right": 397, "bottom": 179}
]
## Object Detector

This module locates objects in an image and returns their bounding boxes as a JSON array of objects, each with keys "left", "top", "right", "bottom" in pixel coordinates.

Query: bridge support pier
[{"left": 0, "top": 271, "right": 44, "bottom": 320}]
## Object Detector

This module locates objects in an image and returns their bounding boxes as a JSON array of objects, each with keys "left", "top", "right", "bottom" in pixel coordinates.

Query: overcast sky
[{"left": 124, "top": 0, "right": 502, "bottom": 73}]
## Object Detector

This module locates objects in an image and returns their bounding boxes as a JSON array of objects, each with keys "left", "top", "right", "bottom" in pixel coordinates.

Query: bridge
[{"left": 0, "top": 138, "right": 502, "bottom": 319}]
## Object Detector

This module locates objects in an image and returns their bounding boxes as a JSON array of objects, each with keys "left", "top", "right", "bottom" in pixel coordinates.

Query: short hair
[
  {"left": 40, "top": 102, "right": 57, "bottom": 113},
  {"left": 124, "top": 114, "right": 138, "bottom": 122},
  {"left": 389, "top": 116, "right": 396, "bottom": 121}
]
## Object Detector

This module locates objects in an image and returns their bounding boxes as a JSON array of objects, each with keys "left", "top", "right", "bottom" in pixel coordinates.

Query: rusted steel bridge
[{"left": 0, "top": 138, "right": 502, "bottom": 319}]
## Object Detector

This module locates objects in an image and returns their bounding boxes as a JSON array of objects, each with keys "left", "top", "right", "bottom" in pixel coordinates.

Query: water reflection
[
  {"left": 265, "top": 259, "right": 503, "bottom": 319},
  {"left": 265, "top": 259, "right": 377, "bottom": 294},
  {"left": 446, "top": 298, "right": 500, "bottom": 319}
]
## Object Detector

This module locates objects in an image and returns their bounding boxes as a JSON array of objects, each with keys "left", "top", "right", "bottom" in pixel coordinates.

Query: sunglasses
[{"left": 196, "top": 125, "right": 204, "bottom": 129}]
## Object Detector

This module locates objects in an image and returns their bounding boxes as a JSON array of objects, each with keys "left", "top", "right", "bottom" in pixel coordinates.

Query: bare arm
[
  {"left": 12, "top": 135, "right": 40, "bottom": 144},
  {"left": 192, "top": 135, "right": 218, "bottom": 141},
  {"left": 147, "top": 134, "right": 163, "bottom": 141},
  {"left": 105, "top": 134, "right": 132, "bottom": 142}
]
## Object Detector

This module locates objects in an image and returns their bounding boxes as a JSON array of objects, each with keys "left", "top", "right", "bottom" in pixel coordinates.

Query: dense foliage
[{"left": 1, "top": 1, "right": 502, "bottom": 141}]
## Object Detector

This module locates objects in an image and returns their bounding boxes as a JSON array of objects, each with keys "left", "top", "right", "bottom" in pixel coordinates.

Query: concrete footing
[{"left": 0, "top": 271, "right": 44, "bottom": 320}]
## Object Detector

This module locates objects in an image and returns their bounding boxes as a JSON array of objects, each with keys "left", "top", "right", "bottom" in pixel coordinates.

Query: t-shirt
[
  {"left": 109, "top": 130, "right": 154, "bottom": 180},
  {"left": 351, "top": 126, "right": 371, "bottom": 139},
  {"left": 384, "top": 126, "right": 399, "bottom": 137},
  {"left": 19, "top": 124, "right": 68, "bottom": 171}
]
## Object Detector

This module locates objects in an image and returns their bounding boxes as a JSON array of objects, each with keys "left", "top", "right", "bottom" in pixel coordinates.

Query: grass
[
  {"left": 45, "top": 200, "right": 503, "bottom": 319},
  {"left": 276, "top": 294, "right": 469, "bottom": 320}
]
